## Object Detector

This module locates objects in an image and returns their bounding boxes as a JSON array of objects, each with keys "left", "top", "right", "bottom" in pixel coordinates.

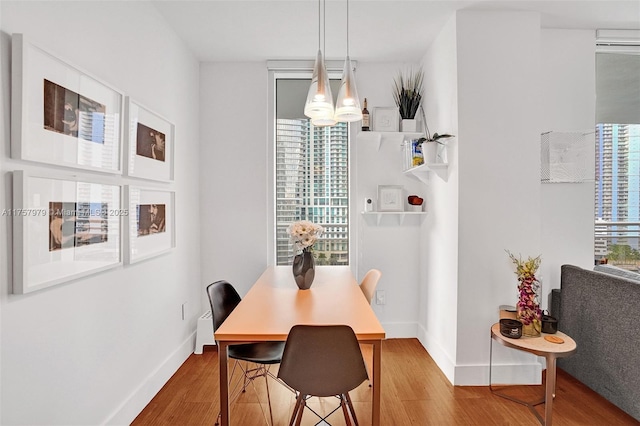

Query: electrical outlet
[
  {"left": 181, "top": 302, "right": 188, "bottom": 320},
  {"left": 376, "top": 290, "right": 385, "bottom": 305}
]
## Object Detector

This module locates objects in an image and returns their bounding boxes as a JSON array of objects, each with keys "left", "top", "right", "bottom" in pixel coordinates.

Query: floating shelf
[
  {"left": 361, "top": 211, "right": 427, "bottom": 225},
  {"left": 357, "top": 131, "right": 424, "bottom": 151},
  {"left": 403, "top": 162, "right": 448, "bottom": 183}
]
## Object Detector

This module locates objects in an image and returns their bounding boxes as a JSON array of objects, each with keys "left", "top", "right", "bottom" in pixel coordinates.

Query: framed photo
[
  {"left": 11, "top": 33, "right": 124, "bottom": 174},
  {"left": 372, "top": 107, "right": 399, "bottom": 132},
  {"left": 377, "top": 185, "right": 404, "bottom": 212},
  {"left": 125, "top": 186, "right": 175, "bottom": 264},
  {"left": 12, "top": 170, "right": 122, "bottom": 294},
  {"left": 125, "top": 98, "right": 175, "bottom": 182}
]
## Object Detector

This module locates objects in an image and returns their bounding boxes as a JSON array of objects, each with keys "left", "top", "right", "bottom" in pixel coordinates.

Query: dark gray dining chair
[
  {"left": 207, "top": 280, "right": 286, "bottom": 426},
  {"left": 277, "top": 324, "right": 369, "bottom": 425}
]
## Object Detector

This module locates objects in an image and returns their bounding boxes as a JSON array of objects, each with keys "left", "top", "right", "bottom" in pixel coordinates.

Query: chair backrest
[
  {"left": 277, "top": 325, "right": 369, "bottom": 397},
  {"left": 206, "top": 280, "right": 242, "bottom": 332},
  {"left": 359, "top": 269, "right": 382, "bottom": 304}
]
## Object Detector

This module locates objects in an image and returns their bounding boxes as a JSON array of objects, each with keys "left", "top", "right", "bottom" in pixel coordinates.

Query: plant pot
[
  {"left": 401, "top": 119, "right": 417, "bottom": 132},
  {"left": 423, "top": 142, "right": 438, "bottom": 164}
]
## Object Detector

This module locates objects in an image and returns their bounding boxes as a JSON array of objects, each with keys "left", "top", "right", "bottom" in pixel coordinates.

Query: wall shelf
[
  {"left": 357, "top": 131, "right": 424, "bottom": 151},
  {"left": 403, "top": 162, "right": 448, "bottom": 183},
  {"left": 361, "top": 211, "right": 427, "bottom": 225}
]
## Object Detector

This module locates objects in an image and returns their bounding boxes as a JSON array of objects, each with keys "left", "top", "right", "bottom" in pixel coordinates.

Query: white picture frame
[
  {"left": 372, "top": 107, "right": 400, "bottom": 132},
  {"left": 12, "top": 170, "right": 123, "bottom": 294},
  {"left": 11, "top": 33, "right": 124, "bottom": 174},
  {"left": 377, "top": 185, "right": 404, "bottom": 212},
  {"left": 125, "top": 186, "right": 176, "bottom": 264},
  {"left": 125, "top": 98, "right": 175, "bottom": 182}
]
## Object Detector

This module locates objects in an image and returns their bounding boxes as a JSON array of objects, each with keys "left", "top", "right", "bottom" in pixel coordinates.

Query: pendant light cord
[
  {"left": 323, "top": 0, "right": 326, "bottom": 54},
  {"left": 317, "top": 0, "right": 321, "bottom": 50},
  {"left": 346, "top": 0, "right": 350, "bottom": 57}
]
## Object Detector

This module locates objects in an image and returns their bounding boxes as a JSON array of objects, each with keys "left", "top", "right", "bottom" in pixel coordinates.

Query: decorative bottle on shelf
[{"left": 361, "top": 98, "right": 370, "bottom": 131}]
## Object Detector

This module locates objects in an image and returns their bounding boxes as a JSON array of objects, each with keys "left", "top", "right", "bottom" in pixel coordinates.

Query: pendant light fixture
[
  {"left": 334, "top": 0, "right": 362, "bottom": 122},
  {"left": 304, "top": 0, "right": 334, "bottom": 125}
]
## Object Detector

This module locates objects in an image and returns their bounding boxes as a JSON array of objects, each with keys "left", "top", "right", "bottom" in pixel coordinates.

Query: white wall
[
  {"left": 354, "top": 62, "right": 427, "bottom": 336},
  {"left": 414, "top": 15, "right": 597, "bottom": 386},
  {"left": 418, "top": 14, "right": 460, "bottom": 382},
  {"left": 455, "top": 10, "right": 544, "bottom": 385},
  {"left": 0, "top": 2, "right": 201, "bottom": 424},
  {"left": 199, "top": 62, "right": 270, "bottom": 298}
]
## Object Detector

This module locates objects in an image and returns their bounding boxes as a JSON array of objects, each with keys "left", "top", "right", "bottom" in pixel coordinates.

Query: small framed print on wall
[
  {"left": 372, "top": 107, "right": 399, "bottom": 132},
  {"left": 125, "top": 98, "right": 175, "bottom": 182},
  {"left": 125, "top": 186, "right": 176, "bottom": 264},
  {"left": 11, "top": 34, "right": 124, "bottom": 174},
  {"left": 12, "top": 170, "right": 123, "bottom": 294},
  {"left": 377, "top": 185, "right": 404, "bottom": 212}
]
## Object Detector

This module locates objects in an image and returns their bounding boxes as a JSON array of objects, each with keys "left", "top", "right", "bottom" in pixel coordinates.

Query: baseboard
[
  {"left": 380, "top": 321, "right": 418, "bottom": 338},
  {"left": 417, "top": 323, "right": 456, "bottom": 384},
  {"left": 454, "top": 360, "right": 542, "bottom": 386},
  {"left": 417, "top": 323, "right": 542, "bottom": 386},
  {"left": 104, "top": 331, "right": 196, "bottom": 425}
]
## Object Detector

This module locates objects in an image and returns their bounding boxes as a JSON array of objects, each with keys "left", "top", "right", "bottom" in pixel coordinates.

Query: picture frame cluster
[{"left": 10, "top": 33, "right": 176, "bottom": 294}]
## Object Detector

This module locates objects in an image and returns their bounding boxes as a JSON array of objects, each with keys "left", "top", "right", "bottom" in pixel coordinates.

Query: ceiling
[{"left": 152, "top": 0, "right": 640, "bottom": 63}]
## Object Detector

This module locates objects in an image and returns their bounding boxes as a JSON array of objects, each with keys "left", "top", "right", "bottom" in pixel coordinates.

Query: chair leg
[
  {"left": 344, "top": 392, "right": 359, "bottom": 426},
  {"left": 289, "top": 393, "right": 304, "bottom": 426},
  {"left": 295, "top": 398, "right": 306, "bottom": 426},
  {"left": 340, "top": 396, "right": 353, "bottom": 426},
  {"left": 217, "top": 361, "right": 278, "bottom": 426},
  {"left": 264, "top": 368, "right": 274, "bottom": 426}
]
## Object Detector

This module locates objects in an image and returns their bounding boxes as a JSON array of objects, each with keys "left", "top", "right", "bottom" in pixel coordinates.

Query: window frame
[{"left": 267, "top": 65, "right": 356, "bottom": 267}]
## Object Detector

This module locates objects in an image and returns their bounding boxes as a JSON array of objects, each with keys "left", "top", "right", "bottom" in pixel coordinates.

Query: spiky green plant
[{"left": 393, "top": 68, "right": 424, "bottom": 119}]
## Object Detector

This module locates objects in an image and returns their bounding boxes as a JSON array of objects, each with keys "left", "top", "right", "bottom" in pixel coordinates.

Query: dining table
[{"left": 214, "top": 265, "right": 386, "bottom": 425}]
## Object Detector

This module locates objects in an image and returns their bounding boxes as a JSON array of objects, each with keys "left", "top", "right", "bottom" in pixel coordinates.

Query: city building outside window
[
  {"left": 274, "top": 78, "right": 349, "bottom": 266},
  {"left": 594, "top": 48, "right": 640, "bottom": 268}
]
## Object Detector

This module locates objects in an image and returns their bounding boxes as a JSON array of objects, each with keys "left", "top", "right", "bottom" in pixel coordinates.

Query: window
[
  {"left": 274, "top": 78, "right": 350, "bottom": 266},
  {"left": 594, "top": 49, "right": 640, "bottom": 267}
]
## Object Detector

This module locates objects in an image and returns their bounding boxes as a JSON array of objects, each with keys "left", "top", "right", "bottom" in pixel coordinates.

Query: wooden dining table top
[{"left": 214, "top": 265, "right": 386, "bottom": 342}]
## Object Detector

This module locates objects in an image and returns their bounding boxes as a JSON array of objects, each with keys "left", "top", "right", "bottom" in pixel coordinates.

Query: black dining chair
[
  {"left": 206, "top": 280, "right": 286, "bottom": 426},
  {"left": 277, "top": 324, "right": 369, "bottom": 425}
]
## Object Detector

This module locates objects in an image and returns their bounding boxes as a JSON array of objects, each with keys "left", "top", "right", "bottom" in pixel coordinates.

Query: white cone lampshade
[
  {"left": 304, "top": 49, "right": 334, "bottom": 121},
  {"left": 312, "top": 114, "right": 337, "bottom": 127},
  {"left": 334, "top": 56, "right": 362, "bottom": 122}
]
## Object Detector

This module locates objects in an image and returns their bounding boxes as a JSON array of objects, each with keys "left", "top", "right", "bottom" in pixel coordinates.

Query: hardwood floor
[{"left": 132, "top": 339, "right": 638, "bottom": 425}]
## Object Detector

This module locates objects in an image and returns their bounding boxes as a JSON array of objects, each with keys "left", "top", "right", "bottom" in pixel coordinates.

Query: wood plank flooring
[{"left": 132, "top": 339, "right": 639, "bottom": 425}]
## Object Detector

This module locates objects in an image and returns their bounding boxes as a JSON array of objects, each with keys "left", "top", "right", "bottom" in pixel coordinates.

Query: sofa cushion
[{"left": 593, "top": 264, "right": 640, "bottom": 281}]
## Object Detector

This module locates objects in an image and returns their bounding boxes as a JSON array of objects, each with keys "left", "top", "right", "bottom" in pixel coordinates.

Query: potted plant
[
  {"left": 393, "top": 68, "right": 424, "bottom": 132},
  {"left": 415, "top": 104, "right": 454, "bottom": 163},
  {"left": 416, "top": 132, "right": 454, "bottom": 164}
]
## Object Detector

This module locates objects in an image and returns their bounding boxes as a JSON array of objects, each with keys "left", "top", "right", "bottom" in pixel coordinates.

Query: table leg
[
  {"left": 545, "top": 356, "right": 557, "bottom": 426},
  {"left": 219, "top": 341, "right": 230, "bottom": 426},
  {"left": 372, "top": 340, "right": 382, "bottom": 426}
]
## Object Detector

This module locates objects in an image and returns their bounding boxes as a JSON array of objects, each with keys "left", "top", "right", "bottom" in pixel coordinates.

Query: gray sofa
[{"left": 552, "top": 264, "right": 640, "bottom": 421}]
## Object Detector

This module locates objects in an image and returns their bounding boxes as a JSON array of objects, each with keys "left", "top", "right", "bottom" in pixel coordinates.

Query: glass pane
[
  {"left": 275, "top": 116, "right": 349, "bottom": 266},
  {"left": 595, "top": 123, "right": 640, "bottom": 268}
]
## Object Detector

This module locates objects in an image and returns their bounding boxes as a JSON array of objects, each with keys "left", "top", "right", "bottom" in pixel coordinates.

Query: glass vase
[{"left": 516, "top": 278, "right": 542, "bottom": 337}]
